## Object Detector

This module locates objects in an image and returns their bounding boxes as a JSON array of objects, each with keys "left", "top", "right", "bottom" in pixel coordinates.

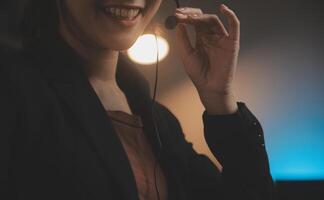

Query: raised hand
[{"left": 174, "top": 4, "right": 240, "bottom": 114}]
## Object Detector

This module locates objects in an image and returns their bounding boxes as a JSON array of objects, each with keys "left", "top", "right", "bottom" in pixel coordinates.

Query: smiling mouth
[{"left": 101, "top": 5, "right": 144, "bottom": 21}]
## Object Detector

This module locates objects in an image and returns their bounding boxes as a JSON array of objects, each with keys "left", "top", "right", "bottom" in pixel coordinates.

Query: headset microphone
[{"left": 164, "top": 0, "right": 180, "bottom": 30}]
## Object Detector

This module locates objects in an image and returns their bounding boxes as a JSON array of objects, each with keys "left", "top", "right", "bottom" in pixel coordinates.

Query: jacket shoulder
[
  {"left": 1, "top": 48, "right": 38, "bottom": 77},
  {"left": 1, "top": 49, "right": 44, "bottom": 95},
  {"left": 0, "top": 50, "right": 25, "bottom": 135},
  {"left": 153, "top": 102, "right": 182, "bottom": 130}
]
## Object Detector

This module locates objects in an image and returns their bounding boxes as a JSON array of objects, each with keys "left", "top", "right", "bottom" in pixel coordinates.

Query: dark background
[{"left": 1, "top": 0, "right": 324, "bottom": 199}]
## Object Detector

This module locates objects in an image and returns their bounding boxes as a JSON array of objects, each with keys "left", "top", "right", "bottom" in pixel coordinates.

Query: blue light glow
[{"left": 265, "top": 110, "right": 324, "bottom": 181}]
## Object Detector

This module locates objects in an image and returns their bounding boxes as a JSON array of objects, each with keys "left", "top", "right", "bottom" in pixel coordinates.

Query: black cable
[
  {"left": 152, "top": 2, "right": 181, "bottom": 199},
  {"left": 151, "top": 28, "right": 162, "bottom": 149},
  {"left": 175, "top": 0, "right": 180, "bottom": 8},
  {"left": 152, "top": 30, "right": 162, "bottom": 200}
]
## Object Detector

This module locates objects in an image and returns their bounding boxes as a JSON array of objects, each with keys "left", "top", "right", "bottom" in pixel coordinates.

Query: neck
[
  {"left": 57, "top": 13, "right": 134, "bottom": 114},
  {"left": 59, "top": 27, "right": 133, "bottom": 113}
]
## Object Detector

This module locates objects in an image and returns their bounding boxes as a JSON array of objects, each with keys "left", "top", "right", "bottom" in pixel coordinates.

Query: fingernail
[
  {"left": 187, "top": 15, "right": 197, "bottom": 19},
  {"left": 175, "top": 13, "right": 185, "bottom": 16},
  {"left": 175, "top": 13, "right": 188, "bottom": 19},
  {"left": 221, "top": 4, "right": 228, "bottom": 9},
  {"left": 176, "top": 7, "right": 185, "bottom": 11},
  {"left": 175, "top": 9, "right": 183, "bottom": 14},
  {"left": 175, "top": 12, "right": 185, "bottom": 15}
]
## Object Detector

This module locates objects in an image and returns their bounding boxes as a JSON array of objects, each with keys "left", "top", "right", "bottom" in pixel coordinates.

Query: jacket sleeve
[
  {"left": 156, "top": 101, "right": 276, "bottom": 200},
  {"left": 202, "top": 102, "right": 276, "bottom": 200}
]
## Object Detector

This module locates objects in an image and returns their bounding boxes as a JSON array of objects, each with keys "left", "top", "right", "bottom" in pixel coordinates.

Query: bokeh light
[{"left": 127, "top": 34, "right": 169, "bottom": 65}]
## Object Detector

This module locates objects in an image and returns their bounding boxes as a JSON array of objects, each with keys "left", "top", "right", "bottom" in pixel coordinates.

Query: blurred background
[{"left": 1, "top": 0, "right": 324, "bottom": 199}]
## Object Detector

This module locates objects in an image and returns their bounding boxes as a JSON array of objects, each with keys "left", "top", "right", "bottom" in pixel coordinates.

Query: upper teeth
[{"left": 106, "top": 7, "right": 140, "bottom": 19}]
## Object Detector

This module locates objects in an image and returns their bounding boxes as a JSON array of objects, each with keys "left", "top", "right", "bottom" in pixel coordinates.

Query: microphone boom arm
[{"left": 165, "top": 0, "right": 181, "bottom": 29}]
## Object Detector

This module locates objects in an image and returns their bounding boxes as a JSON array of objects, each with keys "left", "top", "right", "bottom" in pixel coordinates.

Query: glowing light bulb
[{"left": 127, "top": 34, "right": 169, "bottom": 65}]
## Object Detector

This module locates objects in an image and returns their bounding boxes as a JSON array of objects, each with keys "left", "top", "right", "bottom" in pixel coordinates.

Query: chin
[{"left": 100, "top": 34, "right": 141, "bottom": 51}]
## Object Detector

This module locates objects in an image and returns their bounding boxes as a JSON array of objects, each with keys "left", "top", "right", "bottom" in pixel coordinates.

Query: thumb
[{"left": 175, "top": 23, "right": 194, "bottom": 62}]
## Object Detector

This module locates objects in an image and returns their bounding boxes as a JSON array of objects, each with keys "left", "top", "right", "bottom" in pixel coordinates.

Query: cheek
[
  {"left": 62, "top": 0, "right": 97, "bottom": 33},
  {"left": 62, "top": 0, "right": 112, "bottom": 44},
  {"left": 147, "top": 0, "right": 163, "bottom": 19},
  {"left": 61, "top": 0, "right": 163, "bottom": 50}
]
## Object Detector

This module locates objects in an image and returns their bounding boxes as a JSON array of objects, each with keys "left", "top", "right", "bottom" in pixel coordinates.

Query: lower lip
[{"left": 103, "top": 11, "right": 142, "bottom": 27}]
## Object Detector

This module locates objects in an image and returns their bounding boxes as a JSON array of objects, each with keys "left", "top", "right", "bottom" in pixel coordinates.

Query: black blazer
[{"left": 0, "top": 34, "right": 275, "bottom": 200}]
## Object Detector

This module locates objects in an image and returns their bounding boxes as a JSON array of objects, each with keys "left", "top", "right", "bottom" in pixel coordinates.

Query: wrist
[{"left": 198, "top": 90, "right": 238, "bottom": 115}]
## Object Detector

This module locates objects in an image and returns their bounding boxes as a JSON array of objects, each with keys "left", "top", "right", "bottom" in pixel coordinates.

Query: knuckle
[
  {"left": 188, "top": 8, "right": 203, "bottom": 14},
  {"left": 226, "top": 9, "right": 235, "bottom": 15},
  {"left": 210, "top": 14, "right": 220, "bottom": 20},
  {"left": 181, "top": 7, "right": 203, "bottom": 15},
  {"left": 235, "top": 19, "right": 240, "bottom": 26},
  {"left": 231, "top": 12, "right": 240, "bottom": 23},
  {"left": 210, "top": 15, "right": 221, "bottom": 22}
]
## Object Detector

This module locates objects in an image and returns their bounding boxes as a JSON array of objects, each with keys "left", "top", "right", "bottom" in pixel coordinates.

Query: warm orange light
[{"left": 127, "top": 34, "right": 169, "bottom": 65}]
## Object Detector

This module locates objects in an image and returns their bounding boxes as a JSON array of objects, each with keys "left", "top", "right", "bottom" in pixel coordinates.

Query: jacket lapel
[
  {"left": 116, "top": 54, "right": 163, "bottom": 157},
  {"left": 35, "top": 35, "right": 153, "bottom": 199},
  {"left": 50, "top": 81, "right": 140, "bottom": 199},
  {"left": 116, "top": 55, "right": 188, "bottom": 200},
  {"left": 34, "top": 32, "right": 182, "bottom": 199}
]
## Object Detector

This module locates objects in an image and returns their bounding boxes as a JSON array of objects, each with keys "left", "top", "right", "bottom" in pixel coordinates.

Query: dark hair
[{"left": 21, "top": 0, "right": 59, "bottom": 49}]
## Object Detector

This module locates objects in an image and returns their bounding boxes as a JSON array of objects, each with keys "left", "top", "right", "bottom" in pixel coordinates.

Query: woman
[{"left": 0, "top": 0, "right": 275, "bottom": 199}]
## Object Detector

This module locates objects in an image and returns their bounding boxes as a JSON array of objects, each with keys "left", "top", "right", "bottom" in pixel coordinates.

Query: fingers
[
  {"left": 175, "top": 13, "right": 229, "bottom": 36},
  {"left": 173, "top": 5, "right": 240, "bottom": 41},
  {"left": 174, "top": 7, "right": 203, "bottom": 23},
  {"left": 176, "top": 7, "right": 203, "bottom": 15},
  {"left": 175, "top": 23, "right": 194, "bottom": 62},
  {"left": 220, "top": 4, "right": 240, "bottom": 41}
]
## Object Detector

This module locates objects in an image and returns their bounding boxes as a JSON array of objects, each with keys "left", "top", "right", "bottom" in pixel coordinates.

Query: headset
[
  {"left": 152, "top": 0, "right": 181, "bottom": 148},
  {"left": 151, "top": 1, "right": 181, "bottom": 199},
  {"left": 165, "top": 0, "right": 181, "bottom": 30}
]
